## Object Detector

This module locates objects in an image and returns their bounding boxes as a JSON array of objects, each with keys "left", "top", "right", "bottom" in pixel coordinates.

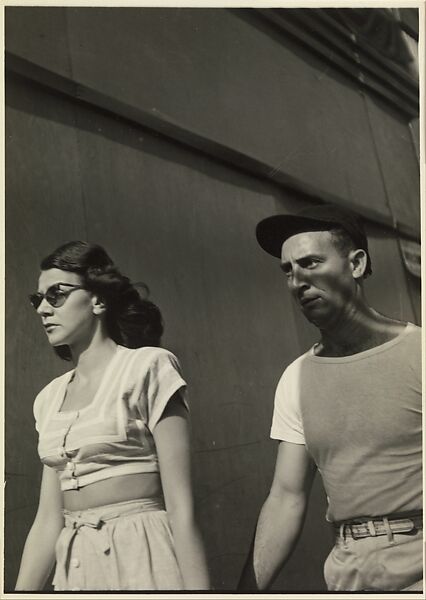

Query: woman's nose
[{"left": 36, "top": 298, "right": 53, "bottom": 316}]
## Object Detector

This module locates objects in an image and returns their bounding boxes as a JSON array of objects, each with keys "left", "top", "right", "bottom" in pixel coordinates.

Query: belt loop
[
  {"left": 339, "top": 523, "right": 349, "bottom": 548},
  {"left": 367, "top": 520, "right": 377, "bottom": 537},
  {"left": 383, "top": 516, "right": 394, "bottom": 542}
]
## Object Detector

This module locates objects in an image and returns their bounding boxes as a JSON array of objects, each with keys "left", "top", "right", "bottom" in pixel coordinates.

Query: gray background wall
[{"left": 5, "top": 7, "right": 420, "bottom": 592}]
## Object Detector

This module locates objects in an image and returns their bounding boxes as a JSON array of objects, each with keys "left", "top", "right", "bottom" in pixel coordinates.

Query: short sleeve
[
  {"left": 406, "top": 324, "right": 422, "bottom": 391},
  {"left": 270, "top": 360, "right": 305, "bottom": 444},
  {"left": 33, "top": 390, "right": 43, "bottom": 433},
  {"left": 32, "top": 372, "right": 71, "bottom": 435},
  {"left": 144, "top": 349, "right": 188, "bottom": 431},
  {"left": 33, "top": 382, "right": 53, "bottom": 434}
]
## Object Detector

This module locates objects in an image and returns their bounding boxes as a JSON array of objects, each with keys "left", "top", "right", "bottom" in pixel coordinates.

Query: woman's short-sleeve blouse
[{"left": 33, "top": 346, "right": 188, "bottom": 491}]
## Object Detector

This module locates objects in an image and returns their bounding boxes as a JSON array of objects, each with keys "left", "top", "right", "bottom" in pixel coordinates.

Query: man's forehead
[{"left": 281, "top": 230, "right": 335, "bottom": 260}]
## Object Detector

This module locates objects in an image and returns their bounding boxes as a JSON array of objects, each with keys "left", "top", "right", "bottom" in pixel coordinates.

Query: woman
[{"left": 15, "top": 241, "right": 210, "bottom": 591}]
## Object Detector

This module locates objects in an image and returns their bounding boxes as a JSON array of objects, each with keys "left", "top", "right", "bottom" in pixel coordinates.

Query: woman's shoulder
[
  {"left": 117, "top": 345, "right": 183, "bottom": 375},
  {"left": 35, "top": 369, "right": 73, "bottom": 398},
  {"left": 119, "top": 345, "right": 180, "bottom": 361},
  {"left": 33, "top": 369, "right": 73, "bottom": 419}
]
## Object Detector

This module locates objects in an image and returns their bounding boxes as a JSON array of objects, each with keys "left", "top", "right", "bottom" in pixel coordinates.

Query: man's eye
[{"left": 304, "top": 259, "right": 319, "bottom": 269}]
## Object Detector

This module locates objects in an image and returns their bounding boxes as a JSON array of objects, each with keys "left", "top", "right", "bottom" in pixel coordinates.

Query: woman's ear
[
  {"left": 349, "top": 249, "right": 367, "bottom": 280},
  {"left": 92, "top": 295, "right": 106, "bottom": 316}
]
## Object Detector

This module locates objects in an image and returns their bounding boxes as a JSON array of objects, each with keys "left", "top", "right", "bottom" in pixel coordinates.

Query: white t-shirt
[{"left": 270, "top": 324, "right": 422, "bottom": 522}]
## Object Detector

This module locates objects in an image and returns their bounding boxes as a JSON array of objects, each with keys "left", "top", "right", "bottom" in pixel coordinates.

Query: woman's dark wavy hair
[{"left": 40, "top": 241, "right": 163, "bottom": 360}]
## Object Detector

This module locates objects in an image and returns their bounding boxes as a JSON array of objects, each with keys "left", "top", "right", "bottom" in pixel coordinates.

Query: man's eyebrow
[
  {"left": 281, "top": 254, "right": 324, "bottom": 269},
  {"left": 298, "top": 254, "right": 322, "bottom": 263}
]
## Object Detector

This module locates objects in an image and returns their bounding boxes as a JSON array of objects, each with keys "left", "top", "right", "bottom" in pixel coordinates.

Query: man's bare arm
[{"left": 238, "top": 441, "right": 316, "bottom": 590}]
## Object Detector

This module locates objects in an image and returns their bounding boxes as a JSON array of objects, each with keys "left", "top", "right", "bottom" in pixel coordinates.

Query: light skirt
[{"left": 53, "top": 497, "right": 184, "bottom": 591}]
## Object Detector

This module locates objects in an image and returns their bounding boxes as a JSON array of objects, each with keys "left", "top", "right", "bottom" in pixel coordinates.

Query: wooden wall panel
[
  {"left": 363, "top": 223, "right": 419, "bottom": 325},
  {"left": 5, "top": 7, "right": 71, "bottom": 77},
  {"left": 7, "top": 7, "right": 419, "bottom": 232},
  {"left": 365, "top": 95, "right": 421, "bottom": 228}
]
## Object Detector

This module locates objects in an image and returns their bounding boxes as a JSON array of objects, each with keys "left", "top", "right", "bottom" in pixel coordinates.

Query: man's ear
[
  {"left": 92, "top": 295, "right": 106, "bottom": 316},
  {"left": 349, "top": 249, "right": 367, "bottom": 280}
]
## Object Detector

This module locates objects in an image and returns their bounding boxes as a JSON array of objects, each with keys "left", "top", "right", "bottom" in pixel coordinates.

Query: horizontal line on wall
[
  {"left": 251, "top": 8, "right": 419, "bottom": 118},
  {"left": 5, "top": 52, "right": 419, "bottom": 243}
]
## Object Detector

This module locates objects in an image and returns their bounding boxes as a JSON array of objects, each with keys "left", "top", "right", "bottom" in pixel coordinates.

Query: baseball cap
[{"left": 256, "top": 203, "right": 372, "bottom": 275}]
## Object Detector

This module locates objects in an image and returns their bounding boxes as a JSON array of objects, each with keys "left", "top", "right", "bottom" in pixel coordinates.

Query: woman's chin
[{"left": 46, "top": 333, "right": 68, "bottom": 347}]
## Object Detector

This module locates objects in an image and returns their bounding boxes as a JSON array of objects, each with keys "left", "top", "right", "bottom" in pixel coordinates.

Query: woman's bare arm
[
  {"left": 153, "top": 393, "right": 210, "bottom": 590},
  {"left": 15, "top": 465, "right": 64, "bottom": 590}
]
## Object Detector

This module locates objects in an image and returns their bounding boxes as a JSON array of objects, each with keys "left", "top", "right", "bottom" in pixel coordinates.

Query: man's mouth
[{"left": 300, "top": 296, "right": 320, "bottom": 307}]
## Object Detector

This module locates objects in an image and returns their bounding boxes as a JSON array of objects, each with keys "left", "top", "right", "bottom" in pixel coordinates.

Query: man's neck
[{"left": 315, "top": 307, "right": 407, "bottom": 357}]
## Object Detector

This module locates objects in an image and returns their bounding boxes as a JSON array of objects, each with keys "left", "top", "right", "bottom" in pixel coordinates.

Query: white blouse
[{"left": 33, "top": 346, "right": 188, "bottom": 491}]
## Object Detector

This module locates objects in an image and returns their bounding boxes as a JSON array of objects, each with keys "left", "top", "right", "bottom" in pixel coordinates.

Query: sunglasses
[{"left": 29, "top": 283, "right": 85, "bottom": 310}]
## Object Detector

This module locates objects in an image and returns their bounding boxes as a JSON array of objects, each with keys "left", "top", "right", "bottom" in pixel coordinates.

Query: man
[{"left": 239, "top": 203, "right": 422, "bottom": 592}]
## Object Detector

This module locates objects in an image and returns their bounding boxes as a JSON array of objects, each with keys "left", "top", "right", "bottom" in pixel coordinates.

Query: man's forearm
[{"left": 239, "top": 491, "right": 307, "bottom": 590}]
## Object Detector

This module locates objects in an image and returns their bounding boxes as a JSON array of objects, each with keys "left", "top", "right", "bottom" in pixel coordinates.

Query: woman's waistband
[
  {"left": 55, "top": 497, "right": 167, "bottom": 585},
  {"left": 63, "top": 496, "right": 165, "bottom": 526}
]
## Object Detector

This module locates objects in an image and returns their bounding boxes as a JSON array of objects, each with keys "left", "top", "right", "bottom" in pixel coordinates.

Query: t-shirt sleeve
[
  {"left": 407, "top": 325, "right": 422, "bottom": 393},
  {"left": 270, "top": 361, "right": 305, "bottom": 444},
  {"left": 143, "top": 349, "right": 188, "bottom": 432}
]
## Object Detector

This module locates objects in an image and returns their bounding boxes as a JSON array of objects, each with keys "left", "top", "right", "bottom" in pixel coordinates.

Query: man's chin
[{"left": 302, "top": 308, "right": 332, "bottom": 328}]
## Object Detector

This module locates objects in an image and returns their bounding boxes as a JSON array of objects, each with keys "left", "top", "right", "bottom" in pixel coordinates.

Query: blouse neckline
[{"left": 56, "top": 345, "right": 123, "bottom": 416}]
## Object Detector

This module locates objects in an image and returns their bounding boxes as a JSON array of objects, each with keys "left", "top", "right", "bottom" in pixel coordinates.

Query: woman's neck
[{"left": 70, "top": 333, "right": 118, "bottom": 379}]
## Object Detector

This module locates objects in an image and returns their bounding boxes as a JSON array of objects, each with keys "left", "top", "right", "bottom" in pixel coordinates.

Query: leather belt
[{"left": 334, "top": 513, "right": 423, "bottom": 540}]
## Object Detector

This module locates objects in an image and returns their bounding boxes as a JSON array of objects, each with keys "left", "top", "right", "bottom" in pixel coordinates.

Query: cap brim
[{"left": 256, "top": 214, "right": 338, "bottom": 258}]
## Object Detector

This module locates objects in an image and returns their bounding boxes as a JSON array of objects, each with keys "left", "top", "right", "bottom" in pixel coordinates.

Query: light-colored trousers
[{"left": 324, "top": 525, "right": 423, "bottom": 591}]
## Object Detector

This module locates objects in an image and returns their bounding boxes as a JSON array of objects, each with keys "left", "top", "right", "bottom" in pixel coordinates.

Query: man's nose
[{"left": 288, "top": 267, "right": 309, "bottom": 292}]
